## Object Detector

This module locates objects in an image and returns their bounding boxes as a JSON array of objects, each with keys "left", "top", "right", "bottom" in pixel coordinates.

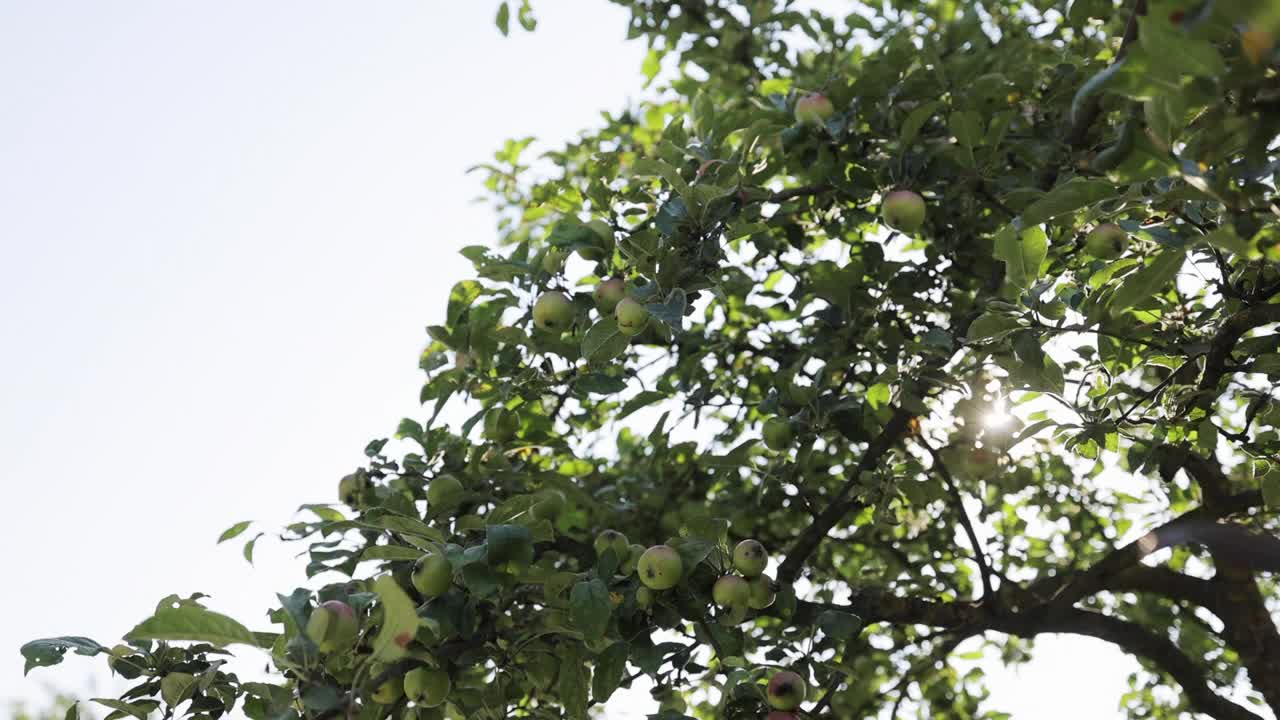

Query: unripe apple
[
  {"left": 794, "top": 92, "right": 834, "bottom": 126},
  {"left": 532, "top": 291, "right": 575, "bottom": 333},
  {"left": 637, "top": 545, "right": 684, "bottom": 590},
  {"left": 733, "top": 539, "right": 768, "bottom": 577},
  {"left": 426, "top": 474, "right": 464, "bottom": 509},
  {"left": 594, "top": 529, "right": 630, "bottom": 560},
  {"left": 370, "top": 676, "right": 403, "bottom": 705},
  {"left": 636, "top": 586, "right": 656, "bottom": 609},
  {"left": 404, "top": 667, "right": 451, "bottom": 708},
  {"left": 541, "top": 248, "right": 567, "bottom": 275},
  {"left": 615, "top": 297, "right": 650, "bottom": 336},
  {"left": 1083, "top": 223, "right": 1129, "bottom": 259},
  {"left": 767, "top": 712, "right": 799, "bottom": 720},
  {"left": 622, "top": 543, "right": 646, "bottom": 576},
  {"left": 338, "top": 471, "right": 367, "bottom": 507},
  {"left": 305, "top": 600, "right": 358, "bottom": 654},
  {"left": 747, "top": 574, "right": 776, "bottom": 609},
  {"left": 762, "top": 418, "right": 793, "bottom": 452},
  {"left": 766, "top": 671, "right": 807, "bottom": 711},
  {"left": 412, "top": 553, "right": 453, "bottom": 599},
  {"left": 712, "top": 575, "right": 751, "bottom": 609},
  {"left": 593, "top": 278, "right": 627, "bottom": 314},
  {"left": 882, "top": 190, "right": 926, "bottom": 234},
  {"left": 483, "top": 406, "right": 519, "bottom": 442}
]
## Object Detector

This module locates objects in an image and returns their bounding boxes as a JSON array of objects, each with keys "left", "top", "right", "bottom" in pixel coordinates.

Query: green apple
[
  {"left": 594, "top": 529, "right": 629, "bottom": 561},
  {"left": 532, "top": 291, "right": 575, "bottom": 333},
  {"left": 306, "top": 600, "right": 359, "bottom": 654},
  {"left": 483, "top": 407, "right": 519, "bottom": 442},
  {"left": 615, "top": 297, "right": 649, "bottom": 336},
  {"left": 766, "top": 671, "right": 807, "bottom": 711},
  {"left": 593, "top": 278, "right": 627, "bottom": 313},
  {"left": 637, "top": 545, "right": 684, "bottom": 590},
  {"left": 338, "top": 471, "right": 367, "bottom": 507},
  {"left": 622, "top": 543, "right": 646, "bottom": 576},
  {"left": 794, "top": 92, "right": 834, "bottom": 126},
  {"left": 404, "top": 667, "right": 451, "bottom": 708},
  {"left": 412, "top": 553, "right": 453, "bottom": 599},
  {"left": 747, "top": 574, "right": 776, "bottom": 609},
  {"left": 541, "top": 248, "right": 567, "bottom": 275},
  {"left": 1083, "top": 223, "right": 1128, "bottom": 259},
  {"left": 882, "top": 190, "right": 926, "bottom": 234},
  {"left": 712, "top": 575, "right": 750, "bottom": 608},
  {"left": 426, "top": 474, "right": 464, "bottom": 509},
  {"left": 733, "top": 539, "right": 768, "bottom": 577},
  {"left": 636, "top": 586, "right": 656, "bottom": 609},
  {"left": 370, "top": 676, "right": 403, "bottom": 705},
  {"left": 762, "top": 418, "right": 793, "bottom": 452}
]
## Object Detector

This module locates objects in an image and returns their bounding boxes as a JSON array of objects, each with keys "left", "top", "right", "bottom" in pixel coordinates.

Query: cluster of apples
[
  {"left": 532, "top": 267, "right": 649, "bottom": 338},
  {"left": 712, "top": 540, "right": 777, "bottom": 614}
]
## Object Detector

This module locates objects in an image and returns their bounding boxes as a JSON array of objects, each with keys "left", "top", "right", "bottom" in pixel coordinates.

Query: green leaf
[
  {"left": 967, "top": 311, "right": 1022, "bottom": 342},
  {"left": 645, "top": 288, "right": 687, "bottom": 330},
  {"left": 641, "top": 49, "right": 663, "bottom": 88},
  {"left": 900, "top": 100, "right": 942, "bottom": 148},
  {"left": 486, "top": 524, "right": 534, "bottom": 567},
  {"left": 446, "top": 280, "right": 483, "bottom": 328},
  {"left": 1108, "top": 249, "right": 1185, "bottom": 314},
  {"left": 1019, "top": 178, "right": 1116, "bottom": 227},
  {"left": 90, "top": 699, "right": 158, "bottom": 720},
  {"left": 1263, "top": 466, "right": 1280, "bottom": 510},
  {"left": 495, "top": 2, "right": 510, "bottom": 36},
  {"left": 817, "top": 610, "right": 864, "bottom": 641},
  {"left": 161, "top": 672, "right": 198, "bottom": 707},
  {"left": 359, "top": 545, "right": 423, "bottom": 562},
  {"left": 949, "top": 110, "right": 983, "bottom": 148},
  {"left": 20, "top": 637, "right": 103, "bottom": 675},
  {"left": 558, "top": 643, "right": 590, "bottom": 719},
  {"left": 370, "top": 575, "right": 419, "bottom": 662},
  {"left": 126, "top": 604, "right": 259, "bottom": 648},
  {"left": 582, "top": 318, "right": 630, "bottom": 363},
  {"left": 992, "top": 224, "right": 1048, "bottom": 290},
  {"left": 1137, "top": 14, "right": 1225, "bottom": 78},
  {"left": 570, "top": 579, "right": 612, "bottom": 638},
  {"left": 217, "top": 520, "right": 252, "bottom": 544},
  {"left": 592, "top": 641, "right": 630, "bottom": 703},
  {"left": 517, "top": 0, "right": 536, "bottom": 31}
]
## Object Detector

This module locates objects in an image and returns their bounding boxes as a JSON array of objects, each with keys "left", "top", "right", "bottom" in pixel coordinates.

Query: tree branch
[{"left": 922, "top": 440, "right": 995, "bottom": 603}]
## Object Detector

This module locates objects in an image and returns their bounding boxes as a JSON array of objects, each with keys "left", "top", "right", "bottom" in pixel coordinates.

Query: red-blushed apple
[
  {"left": 712, "top": 575, "right": 751, "bottom": 609},
  {"left": 615, "top": 297, "right": 650, "bottom": 336},
  {"left": 593, "top": 278, "right": 627, "bottom": 313},
  {"left": 532, "top": 291, "right": 575, "bottom": 333},
  {"left": 483, "top": 406, "right": 519, "bottom": 442},
  {"left": 426, "top": 473, "right": 464, "bottom": 509},
  {"left": 747, "top": 573, "right": 776, "bottom": 609},
  {"left": 795, "top": 92, "right": 834, "bottom": 126},
  {"left": 762, "top": 417, "right": 793, "bottom": 452},
  {"left": 370, "top": 676, "right": 403, "bottom": 705},
  {"left": 733, "top": 539, "right": 768, "bottom": 577},
  {"left": 882, "top": 190, "right": 926, "bottom": 234},
  {"left": 594, "top": 529, "right": 630, "bottom": 560},
  {"left": 305, "top": 600, "right": 358, "bottom": 654},
  {"left": 1083, "top": 223, "right": 1128, "bottom": 259},
  {"left": 766, "top": 670, "right": 808, "bottom": 711},
  {"left": 412, "top": 552, "right": 453, "bottom": 599},
  {"left": 637, "top": 544, "right": 684, "bottom": 590},
  {"left": 404, "top": 667, "right": 451, "bottom": 707},
  {"left": 541, "top": 248, "right": 567, "bottom": 274},
  {"left": 767, "top": 712, "right": 799, "bottom": 720}
]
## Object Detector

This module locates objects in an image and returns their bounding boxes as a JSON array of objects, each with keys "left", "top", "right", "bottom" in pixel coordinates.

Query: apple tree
[{"left": 21, "top": 1, "right": 1280, "bottom": 719}]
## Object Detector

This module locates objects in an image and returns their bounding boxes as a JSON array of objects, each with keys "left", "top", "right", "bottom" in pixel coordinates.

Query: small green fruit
[
  {"left": 637, "top": 545, "right": 684, "bottom": 590},
  {"left": 532, "top": 291, "right": 575, "bottom": 333},
  {"left": 622, "top": 543, "right": 646, "bottom": 576},
  {"left": 733, "top": 539, "right": 768, "bottom": 577},
  {"left": 594, "top": 529, "right": 630, "bottom": 561},
  {"left": 1084, "top": 223, "right": 1129, "bottom": 259},
  {"left": 541, "top": 248, "right": 567, "bottom": 275},
  {"left": 370, "top": 676, "right": 403, "bottom": 705},
  {"left": 794, "top": 92, "right": 834, "bottom": 126},
  {"left": 426, "top": 474, "right": 464, "bottom": 509},
  {"left": 766, "top": 671, "right": 807, "bottom": 711},
  {"left": 593, "top": 278, "right": 627, "bottom": 314},
  {"left": 636, "top": 586, "right": 656, "bottom": 609},
  {"left": 305, "top": 600, "right": 359, "bottom": 654},
  {"left": 762, "top": 418, "right": 793, "bottom": 452},
  {"left": 882, "top": 190, "right": 926, "bottom": 234},
  {"left": 404, "top": 667, "right": 451, "bottom": 707},
  {"left": 338, "top": 470, "right": 367, "bottom": 507},
  {"left": 747, "top": 574, "right": 776, "bottom": 609},
  {"left": 615, "top": 297, "right": 649, "bottom": 336},
  {"left": 412, "top": 553, "right": 453, "bottom": 599},
  {"left": 712, "top": 575, "right": 751, "bottom": 608},
  {"left": 483, "top": 407, "right": 520, "bottom": 442}
]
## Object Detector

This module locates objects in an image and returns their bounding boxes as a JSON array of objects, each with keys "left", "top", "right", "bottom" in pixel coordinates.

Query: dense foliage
[{"left": 20, "top": 1, "right": 1280, "bottom": 719}]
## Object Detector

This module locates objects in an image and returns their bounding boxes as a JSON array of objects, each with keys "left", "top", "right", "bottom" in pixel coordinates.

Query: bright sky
[{"left": 2, "top": 2, "right": 1144, "bottom": 718}]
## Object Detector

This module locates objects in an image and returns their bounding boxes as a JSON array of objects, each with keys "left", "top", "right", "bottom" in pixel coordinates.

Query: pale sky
[{"left": 2, "top": 2, "right": 1143, "bottom": 718}]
